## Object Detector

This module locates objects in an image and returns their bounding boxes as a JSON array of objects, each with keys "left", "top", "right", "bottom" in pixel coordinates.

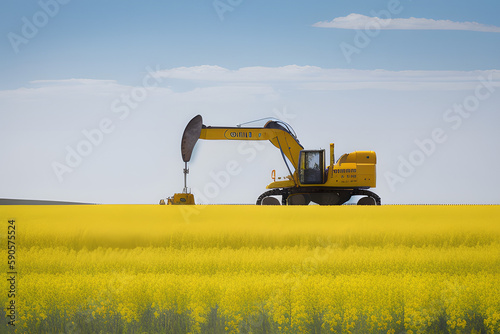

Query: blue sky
[
  {"left": 1, "top": 0, "right": 500, "bottom": 204},
  {"left": 2, "top": 0, "right": 499, "bottom": 86}
]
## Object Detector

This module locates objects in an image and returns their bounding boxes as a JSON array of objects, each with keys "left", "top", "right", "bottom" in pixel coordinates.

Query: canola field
[{"left": 1, "top": 205, "right": 500, "bottom": 333}]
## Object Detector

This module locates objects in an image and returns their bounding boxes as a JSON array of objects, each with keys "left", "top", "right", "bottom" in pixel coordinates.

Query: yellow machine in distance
[
  {"left": 168, "top": 115, "right": 380, "bottom": 205},
  {"left": 162, "top": 193, "right": 195, "bottom": 205}
]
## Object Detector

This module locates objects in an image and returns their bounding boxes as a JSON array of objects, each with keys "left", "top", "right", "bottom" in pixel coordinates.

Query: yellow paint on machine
[{"left": 165, "top": 192, "right": 195, "bottom": 205}]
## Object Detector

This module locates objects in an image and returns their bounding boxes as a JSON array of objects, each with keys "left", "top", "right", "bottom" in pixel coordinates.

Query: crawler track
[{"left": 256, "top": 188, "right": 381, "bottom": 205}]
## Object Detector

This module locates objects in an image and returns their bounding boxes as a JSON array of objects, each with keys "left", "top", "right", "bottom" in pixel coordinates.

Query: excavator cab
[{"left": 298, "top": 150, "right": 326, "bottom": 184}]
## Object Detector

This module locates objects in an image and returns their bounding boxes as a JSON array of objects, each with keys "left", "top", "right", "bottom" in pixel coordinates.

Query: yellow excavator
[{"left": 165, "top": 115, "right": 380, "bottom": 205}]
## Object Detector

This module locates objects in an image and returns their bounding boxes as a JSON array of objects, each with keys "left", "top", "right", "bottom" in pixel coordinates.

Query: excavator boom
[{"left": 200, "top": 124, "right": 304, "bottom": 169}]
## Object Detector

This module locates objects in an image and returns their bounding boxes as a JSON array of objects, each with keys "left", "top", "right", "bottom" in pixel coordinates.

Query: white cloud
[
  {"left": 2, "top": 67, "right": 499, "bottom": 100},
  {"left": 0, "top": 78, "right": 126, "bottom": 100},
  {"left": 3, "top": 67, "right": 497, "bottom": 97},
  {"left": 156, "top": 65, "right": 325, "bottom": 82},
  {"left": 30, "top": 79, "right": 118, "bottom": 85},
  {"left": 155, "top": 66, "right": 500, "bottom": 91},
  {"left": 313, "top": 13, "right": 500, "bottom": 33}
]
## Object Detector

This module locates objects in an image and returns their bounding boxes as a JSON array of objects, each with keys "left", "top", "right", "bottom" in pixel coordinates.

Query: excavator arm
[{"left": 180, "top": 115, "right": 303, "bottom": 184}]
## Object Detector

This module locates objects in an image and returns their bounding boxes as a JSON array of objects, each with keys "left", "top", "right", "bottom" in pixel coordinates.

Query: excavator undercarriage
[{"left": 257, "top": 188, "right": 381, "bottom": 206}]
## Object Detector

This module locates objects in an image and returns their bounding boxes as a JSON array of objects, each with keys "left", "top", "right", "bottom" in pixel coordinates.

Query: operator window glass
[{"left": 299, "top": 150, "right": 325, "bottom": 184}]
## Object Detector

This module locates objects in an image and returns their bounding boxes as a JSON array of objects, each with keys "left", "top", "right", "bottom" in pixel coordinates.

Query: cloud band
[{"left": 313, "top": 14, "right": 500, "bottom": 33}]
